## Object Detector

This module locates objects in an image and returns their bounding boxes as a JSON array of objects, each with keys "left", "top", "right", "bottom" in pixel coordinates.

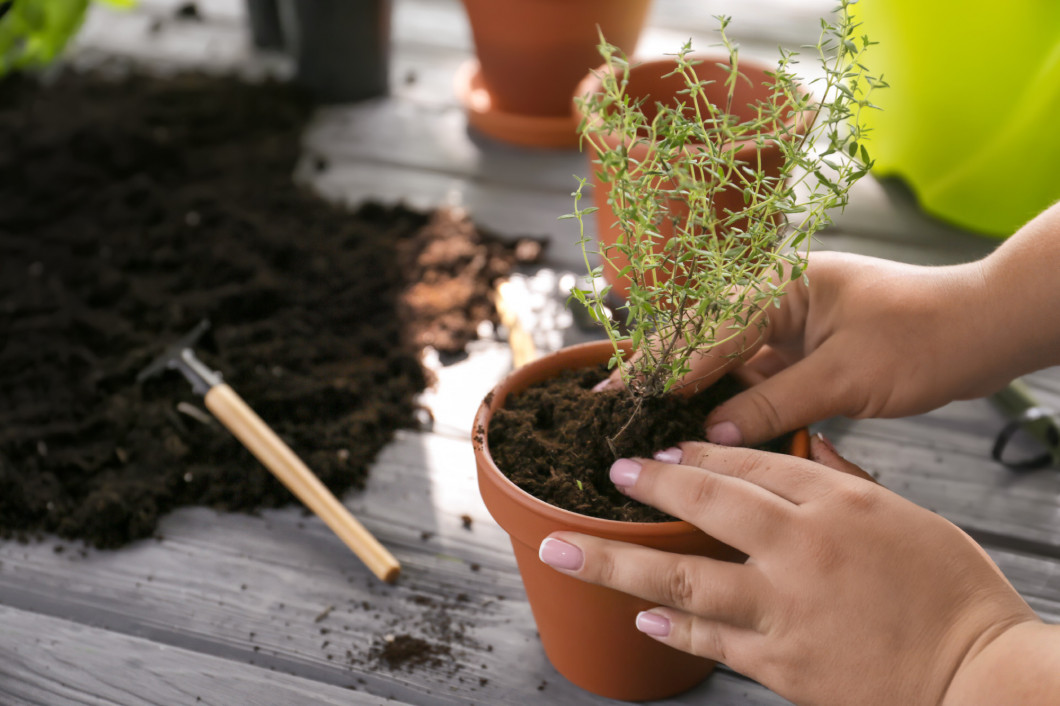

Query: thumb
[
  {"left": 704, "top": 350, "right": 848, "bottom": 447},
  {"left": 592, "top": 324, "right": 767, "bottom": 395}
]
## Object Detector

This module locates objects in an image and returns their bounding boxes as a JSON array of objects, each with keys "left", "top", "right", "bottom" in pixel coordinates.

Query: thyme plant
[{"left": 568, "top": 0, "right": 883, "bottom": 401}]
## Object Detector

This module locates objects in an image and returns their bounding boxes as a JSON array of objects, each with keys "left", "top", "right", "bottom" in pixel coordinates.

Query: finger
[
  {"left": 809, "top": 434, "right": 879, "bottom": 484},
  {"left": 685, "top": 261, "right": 813, "bottom": 398},
  {"left": 661, "top": 441, "right": 830, "bottom": 504},
  {"left": 593, "top": 327, "right": 759, "bottom": 394},
  {"left": 635, "top": 606, "right": 758, "bottom": 670},
  {"left": 539, "top": 532, "right": 764, "bottom": 629},
  {"left": 733, "top": 345, "right": 795, "bottom": 384},
  {"left": 731, "top": 365, "right": 769, "bottom": 388},
  {"left": 609, "top": 456, "right": 795, "bottom": 554},
  {"left": 592, "top": 370, "right": 623, "bottom": 392},
  {"left": 593, "top": 258, "right": 812, "bottom": 395},
  {"left": 705, "top": 341, "right": 859, "bottom": 447},
  {"left": 668, "top": 322, "right": 769, "bottom": 397}
]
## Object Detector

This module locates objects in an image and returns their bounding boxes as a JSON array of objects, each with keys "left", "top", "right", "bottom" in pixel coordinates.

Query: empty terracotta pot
[
  {"left": 574, "top": 55, "right": 811, "bottom": 301},
  {"left": 457, "top": 0, "right": 653, "bottom": 148},
  {"left": 473, "top": 340, "right": 810, "bottom": 700}
]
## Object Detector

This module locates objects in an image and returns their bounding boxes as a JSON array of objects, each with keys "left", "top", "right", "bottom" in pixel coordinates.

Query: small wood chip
[{"left": 176, "top": 402, "right": 214, "bottom": 426}]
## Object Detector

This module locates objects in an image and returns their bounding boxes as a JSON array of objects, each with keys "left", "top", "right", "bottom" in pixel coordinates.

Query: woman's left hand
[{"left": 537, "top": 437, "right": 1038, "bottom": 706}]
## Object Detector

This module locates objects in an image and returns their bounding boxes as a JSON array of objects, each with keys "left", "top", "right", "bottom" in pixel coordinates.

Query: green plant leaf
[{"left": 571, "top": 0, "right": 880, "bottom": 405}]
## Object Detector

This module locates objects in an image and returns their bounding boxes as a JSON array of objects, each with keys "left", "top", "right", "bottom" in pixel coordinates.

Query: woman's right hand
[
  {"left": 598, "top": 251, "right": 1007, "bottom": 447},
  {"left": 700, "top": 250, "right": 1014, "bottom": 447},
  {"left": 597, "top": 200, "right": 1060, "bottom": 447}
]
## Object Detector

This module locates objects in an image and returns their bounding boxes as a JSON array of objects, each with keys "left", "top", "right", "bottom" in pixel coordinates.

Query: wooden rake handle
[{"left": 204, "top": 383, "right": 400, "bottom": 583}]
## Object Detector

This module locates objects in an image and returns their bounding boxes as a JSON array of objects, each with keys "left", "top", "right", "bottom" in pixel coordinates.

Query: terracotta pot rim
[
  {"left": 474, "top": 340, "right": 809, "bottom": 537},
  {"left": 454, "top": 60, "right": 580, "bottom": 149},
  {"left": 572, "top": 52, "right": 814, "bottom": 153}
]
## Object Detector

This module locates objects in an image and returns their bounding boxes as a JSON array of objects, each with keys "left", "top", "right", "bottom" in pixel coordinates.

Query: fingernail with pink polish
[
  {"left": 609, "top": 458, "right": 642, "bottom": 488},
  {"left": 706, "top": 421, "right": 743, "bottom": 447},
  {"left": 539, "top": 537, "right": 584, "bottom": 571},
  {"left": 814, "top": 432, "right": 837, "bottom": 455},
  {"left": 636, "top": 611, "right": 671, "bottom": 637},
  {"left": 653, "top": 447, "right": 682, "bottom": 464}
]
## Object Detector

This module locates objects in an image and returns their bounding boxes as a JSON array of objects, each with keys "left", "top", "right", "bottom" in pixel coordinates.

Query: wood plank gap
[
  {"left": 963, "top": 528, "right": 1060, "bottom": 564},
  {"left": 0, "top": 584, "right": 466, "bottom": 705}
]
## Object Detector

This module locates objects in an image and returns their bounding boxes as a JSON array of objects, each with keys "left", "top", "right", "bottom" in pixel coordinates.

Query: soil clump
[
  {"left": 488, "top": 366, "right": 792, "bottom": 522},
  {"left": 0, "top": 68, "right": 536, "bottom": 547}
]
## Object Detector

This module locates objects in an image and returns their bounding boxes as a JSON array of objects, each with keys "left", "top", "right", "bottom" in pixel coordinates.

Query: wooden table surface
[{"left": 4, "top": 1, "right": 1059, "bottom": 704}]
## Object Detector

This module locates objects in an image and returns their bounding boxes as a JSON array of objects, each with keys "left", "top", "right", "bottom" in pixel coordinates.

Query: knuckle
[
  {"left": 738, "top": 387, "right": 786, "bottom": 437},
  {"left": 658, "top": 557, "right": 700, "bottom": 610},
  {"left": 731, "top": 451, "right": 767, "bottom": 483},
  {"left": 835, "top": 480, "right": 881, "bottom": 513},
  {"left": 591, "top": 544, "right": 620, "bottom": 586},
  {"left": 684, "top": 474, "right": 723, "bottom": 514},
  {"left": 693, "top": 621, "right": 730, "bottom": 664},
  {"left": 840, "top": 371, "right": 884, "bottom": 419}
]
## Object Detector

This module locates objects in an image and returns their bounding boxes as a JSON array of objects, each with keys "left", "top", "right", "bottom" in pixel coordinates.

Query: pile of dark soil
[
  {"left": 0, "top": 68, "right": 536, "bottom": 548},
  {"left": 488, "top": 366, "right": 791, "bottom": 522}
]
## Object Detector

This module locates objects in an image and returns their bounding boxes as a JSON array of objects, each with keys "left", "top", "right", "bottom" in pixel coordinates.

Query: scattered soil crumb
[
  {"left": 373, "top": 634, "right": 452, "bottom": 671},
  {"left": 489, "top": 367, "right": 792, "bottom": 521},
  {"left": 0, "top": 68, "right": 540, "bottom": 548},
  {"left": 174, "top": 2, "right": 202, "bottom": 20}
]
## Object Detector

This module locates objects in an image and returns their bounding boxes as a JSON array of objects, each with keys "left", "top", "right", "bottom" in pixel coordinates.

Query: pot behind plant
[
  {"left": 574, "top": 54, "right": 810, "bottom": 302},
  {"left": 245, "top": 0, "right": 284, "bottom": 50},
  {"left": 457, "top": 0, "right": 653, "bottom": 148},
  {"left": 278, "top": 0, "right": 391, "bottom": 103},
  {"left": 474, "top": 340, "right": 809, "bottom": 700}
]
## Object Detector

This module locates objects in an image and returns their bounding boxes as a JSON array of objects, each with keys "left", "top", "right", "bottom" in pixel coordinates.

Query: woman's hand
[
  {"left": 596, "top": 200, "right": 1060, "bottom": 448},
  {"left": 600, "top": 252, "right": 1010, "bottom": 447},
  {"left": 537, "top": 438, "right": 1041, "bottom": 706}
]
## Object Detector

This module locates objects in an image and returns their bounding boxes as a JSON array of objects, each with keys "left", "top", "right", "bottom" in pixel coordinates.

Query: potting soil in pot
[
  {"left": 0, "top": 68, "right": 538, "bottom": 548},
  {"left": 488, "top": 366, "right": 792, "bottom": 522}
]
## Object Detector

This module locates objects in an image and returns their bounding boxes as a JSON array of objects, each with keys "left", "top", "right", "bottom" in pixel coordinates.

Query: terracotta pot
[
  {"left": 574, "top": 55, "right": 811, "bottom": 302},
  {"left": 457, "top": 0, "right": 653, "bottom": 148},
  {"left": 473, "top": 340, "right": 809, "bottom": 700}
]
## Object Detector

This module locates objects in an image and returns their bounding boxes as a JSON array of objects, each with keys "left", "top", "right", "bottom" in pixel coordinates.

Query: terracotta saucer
[{"left": 454, "top": 60, "right": 580, "bottom": 150}]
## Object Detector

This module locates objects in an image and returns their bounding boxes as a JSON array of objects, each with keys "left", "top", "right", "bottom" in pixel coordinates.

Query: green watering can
[{"left": 853, "top": 0, "right": 1060, "bottom": 237}]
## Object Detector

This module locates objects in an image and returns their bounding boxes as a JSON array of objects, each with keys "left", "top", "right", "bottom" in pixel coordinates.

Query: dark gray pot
[
  {"left": 279, "top": 0, "right": 391, "bottom": 104},
  {"left": 246, "top": 0, "right": 285, "bottom": 50}
]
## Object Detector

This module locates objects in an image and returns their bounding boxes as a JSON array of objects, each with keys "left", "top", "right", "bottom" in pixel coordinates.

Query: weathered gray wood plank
[
  {"left": 0, "top": 605, "right": 390, "bottom": 706},
  {"left": 0, "top": 340, "right": 788, "bottom": 704},
  {"left": 818, "top": 370, "right": 1060, "bottom": 553},
  {"left": 0, "top": 430, "right": 791, "bottom": 704},
  {"left": 2, "top": 421, "right": 1058, "bottom": 706},
  {"left": 648, "top": 0, "right": 834, "bottom": 47},
  {"left": 7, "top": 1, "right": 1055, "bottom": 705}
]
